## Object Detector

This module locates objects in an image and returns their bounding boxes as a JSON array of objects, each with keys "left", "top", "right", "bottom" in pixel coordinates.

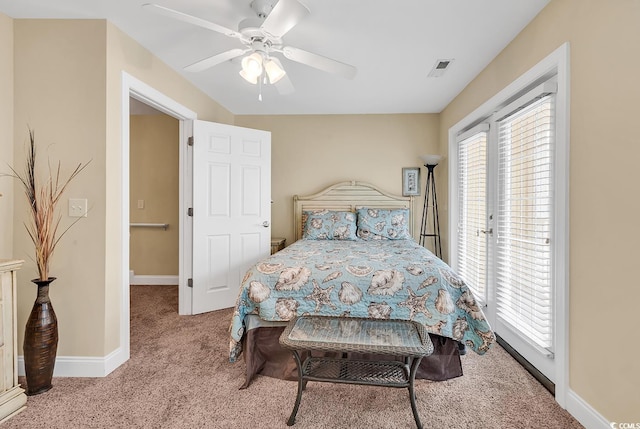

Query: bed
[{"left": 229, "top": 181, "right": 495, "bottom": 388}]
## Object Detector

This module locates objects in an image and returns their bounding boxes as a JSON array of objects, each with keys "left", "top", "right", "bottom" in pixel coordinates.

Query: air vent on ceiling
[{"left": 428, "top": 59, "right": 454, "bottom": 78}]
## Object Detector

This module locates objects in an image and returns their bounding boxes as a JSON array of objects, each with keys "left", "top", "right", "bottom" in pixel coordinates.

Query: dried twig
[{"left": 1, "top": 128, "right": 90, "bottom": 280}]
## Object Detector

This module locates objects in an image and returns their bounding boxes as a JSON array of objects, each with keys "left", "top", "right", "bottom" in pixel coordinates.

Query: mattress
[{"left": 229, "top": 238, "right": 495, "bottom": 363}]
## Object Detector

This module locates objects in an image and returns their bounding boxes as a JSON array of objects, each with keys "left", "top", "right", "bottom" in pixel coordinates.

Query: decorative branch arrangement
[{"left": 2, "top": 129, "right": 90, "bottom": 281}]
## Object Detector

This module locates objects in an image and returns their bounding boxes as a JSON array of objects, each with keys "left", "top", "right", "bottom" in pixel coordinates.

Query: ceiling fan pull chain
[{"left": 258, "top": 70, "right": 264, "bottom": 101}]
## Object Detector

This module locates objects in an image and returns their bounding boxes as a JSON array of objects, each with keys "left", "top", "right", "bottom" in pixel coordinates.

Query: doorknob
[{"left": 262, "top": 221, "right": 270, "bottom": 228}]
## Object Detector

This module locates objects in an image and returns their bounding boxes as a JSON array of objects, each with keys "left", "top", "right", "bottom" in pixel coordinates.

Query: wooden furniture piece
[
  {"left": 280, "top": 316, "right": 434, "bottom": 428},
  {"left": 270, "top": 237, "right": 285, "bottom": 255},
  {"left": 0, "top": 260, "right": 27, "bottom": 422}
]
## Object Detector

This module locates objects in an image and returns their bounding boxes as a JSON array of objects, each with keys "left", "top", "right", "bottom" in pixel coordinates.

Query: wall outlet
[{"left": 68, "top": 198, "right": 88, "bottom": 217}]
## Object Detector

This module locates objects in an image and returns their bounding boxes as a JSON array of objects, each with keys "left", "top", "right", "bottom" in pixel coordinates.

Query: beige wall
[
  {"left": 440, "top": 0, "right": 640, "bottom": 422},
  {"left": 129, "top": 114, "right": 179, "bottom": 276},
  {"left": 11, "top": 19, "right": 234, "bottom": 358},
  {"left": 13, "top": 19, "right": 108, "bottom": 356},
  {"left": 0, "top": 13, "right": 13, "bottom": 259},
  {"left": 234, "top": 114, "right": 440, "bottom": 248},
  {"left": 104, "top": 22, "right": 234, "bottom": 352}
]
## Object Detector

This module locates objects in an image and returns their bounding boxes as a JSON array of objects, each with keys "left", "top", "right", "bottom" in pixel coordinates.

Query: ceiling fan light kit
[
  {"left": 144, "top": 0, "right": 357, "bottom": 96},
  {"left": 239, "top": 69, "right": 258, "bottom": 85},
  {"left": 241, "top": 52, "right": 264, "bottom": 80},
  {"left": 239, "top": 52, "right": 286, "bottom": 85},
  {"left": 264, "top": 59, "right": 286, "bottom": 83}
]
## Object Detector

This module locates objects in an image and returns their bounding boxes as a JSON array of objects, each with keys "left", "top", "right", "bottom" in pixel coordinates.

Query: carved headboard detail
[{"left": 293, "top": 181, "right": 414, "bottom": 241}]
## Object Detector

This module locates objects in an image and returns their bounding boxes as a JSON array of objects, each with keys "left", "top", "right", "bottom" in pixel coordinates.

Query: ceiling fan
[{"left": 143, "top": 0, "right": 357, "bottom": 94}]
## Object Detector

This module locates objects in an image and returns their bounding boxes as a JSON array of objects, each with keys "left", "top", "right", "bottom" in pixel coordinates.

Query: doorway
[
  {"left": 129, "top": 99, "right": 180, "bottom": 287},
  {"left": 447, "top": 44, "right": 569, "bottom": 407},
  {"left": 119, "top": 72, "right": 197, "bottom": 370},
  {"left": 119, "top": 72, "right": 271, "bottom": 371}
]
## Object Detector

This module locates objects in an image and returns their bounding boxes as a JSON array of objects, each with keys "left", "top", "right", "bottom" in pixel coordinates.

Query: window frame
[{"left": 448, "top": 43, "right": 569, "bottom": 407}]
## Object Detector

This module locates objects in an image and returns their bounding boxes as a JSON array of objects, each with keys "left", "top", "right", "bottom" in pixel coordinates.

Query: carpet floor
[{"left": 4, "top": 285, "right": 584, "bottom": 429}]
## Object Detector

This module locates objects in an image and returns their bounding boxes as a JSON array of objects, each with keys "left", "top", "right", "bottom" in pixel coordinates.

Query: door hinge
[
  {"left": 188, "top": 136, "right": 194, "bottom": 146},
  {"left": 187, "top": 278, "right": 193, "bottom": 288},
  {"left": 188, "top": 207, "right": 193, "bottom": 217}
]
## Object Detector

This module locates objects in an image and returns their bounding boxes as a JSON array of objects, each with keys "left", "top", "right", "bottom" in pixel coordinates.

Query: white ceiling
[{"left": 0, "top": 0, "right": 549, "bottom": 115}]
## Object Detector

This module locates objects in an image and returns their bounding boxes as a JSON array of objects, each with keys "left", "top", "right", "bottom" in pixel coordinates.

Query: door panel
[
  {"left": 208, "top": 235, "right": 230, "bottom": 290},
  {"left": 455, "top": 128, "right": 489, "bottom": 305},
  {"left": 209, "top": 163, "right": 230, "bottom": 216},
  {"left": 241, "top": 166, "right": 261, "bottom": 215},
  {"left": 192, "top": 120, "right": 271, "bottom": 314}
]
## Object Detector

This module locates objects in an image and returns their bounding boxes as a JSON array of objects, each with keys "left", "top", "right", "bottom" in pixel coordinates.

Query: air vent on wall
[{"left": 428, "top": 59, "right": 454, "bottom": 77}]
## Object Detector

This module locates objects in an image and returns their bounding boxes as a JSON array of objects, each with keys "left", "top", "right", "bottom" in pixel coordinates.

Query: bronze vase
[{"left": 24, "top": 277, "right": 58, "bottom": 395}]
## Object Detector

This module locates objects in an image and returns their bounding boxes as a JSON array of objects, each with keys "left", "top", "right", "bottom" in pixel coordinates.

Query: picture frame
[{"left": 402, "top": 167, "right": 421, "bottom": 196}]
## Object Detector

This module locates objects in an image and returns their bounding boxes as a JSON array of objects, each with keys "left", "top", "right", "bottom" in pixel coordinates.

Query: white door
[
  {"left": 191, "top": 120, "right": 271, "bottom": 314},
  {"left": 452, "top": 81, "right": 558, "bottom": 383},
  {"left": 454, "top": 125, "right": 489, "bottom": 306}
]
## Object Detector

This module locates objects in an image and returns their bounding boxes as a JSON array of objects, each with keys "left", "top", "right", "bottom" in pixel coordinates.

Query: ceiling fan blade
[
  {"left": 275, "top": 74, "right": 295, "bottom": 95},
  {"left": 142, "top": 3, "right": 245, "bottom": 40},
  {"left": 281, "top": 46, "right": 357, "bottom": 79},
  {"left": 270, "top": 57, "right": 295, "bottom": 94},
  {"left": 261, "top": 0, "right": 310, "bottom": 39},
  {"left": 184, "top": 49, "right": 248, "bottom": 72}
]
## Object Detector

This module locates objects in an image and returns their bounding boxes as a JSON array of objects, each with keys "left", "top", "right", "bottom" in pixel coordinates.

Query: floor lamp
[{"left": 418, "top": 154, "right": 442, "bottom": 259}]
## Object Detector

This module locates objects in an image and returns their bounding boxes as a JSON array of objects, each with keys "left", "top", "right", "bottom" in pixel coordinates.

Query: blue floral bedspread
[{"left": 229, "top": 239, "right": 495, "bottom": 362}]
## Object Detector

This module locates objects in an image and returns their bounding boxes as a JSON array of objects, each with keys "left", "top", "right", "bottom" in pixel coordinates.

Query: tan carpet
[{"left": 4, "top": 285, "right": 584, "bottom": 429}]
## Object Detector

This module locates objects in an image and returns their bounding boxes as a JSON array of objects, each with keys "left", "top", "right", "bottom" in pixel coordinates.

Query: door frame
[
  {"left": 447, "top": 43, "right": 569, "bottom": 407},
  {"left": 120, "top": 72, "right": 197, "bottom": 362}
]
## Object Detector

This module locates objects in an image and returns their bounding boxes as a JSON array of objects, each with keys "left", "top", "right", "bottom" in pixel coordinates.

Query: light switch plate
[{"left": 68, "top": 198, "right": 88, "bottom": 217}]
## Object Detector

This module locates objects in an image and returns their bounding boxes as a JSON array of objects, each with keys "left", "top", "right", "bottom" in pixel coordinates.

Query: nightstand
[{"left": 270, "top": 237, "right": 286, "bottom": 254}]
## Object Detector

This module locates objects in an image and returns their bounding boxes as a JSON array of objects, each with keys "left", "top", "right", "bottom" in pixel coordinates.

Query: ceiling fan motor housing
[
  {"left": 238, "top": 18, "right": 283, "bottom": 49},
  {"left": 250, "top": 39, "right": 269, "bottom": 56}
]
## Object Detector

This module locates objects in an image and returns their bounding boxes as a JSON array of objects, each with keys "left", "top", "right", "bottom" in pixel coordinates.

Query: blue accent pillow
[
  {"left": 356, "top": 208, "right": 412, "bottom": 240},
  {"left": 303, "top": 210, "right": 357, "bottom": 240}
]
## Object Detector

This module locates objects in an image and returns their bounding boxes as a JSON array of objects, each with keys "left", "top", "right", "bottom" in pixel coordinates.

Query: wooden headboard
[{"left": 293, "top": 181, "right": 414, "bottom": 241}]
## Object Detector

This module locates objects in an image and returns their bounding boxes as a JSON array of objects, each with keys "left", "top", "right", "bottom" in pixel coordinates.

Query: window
[
  {"left": 449, "top": 43, "right": 568, "bottom": 402},
  {"left": 496, "top": 94, "right": 555, "bottom": 352},
  {"left": 451, "top": 77, "right": 562, "bottom": 384},
  {"left": 456, "top": 125, "right": 489, "bottom": 304}
]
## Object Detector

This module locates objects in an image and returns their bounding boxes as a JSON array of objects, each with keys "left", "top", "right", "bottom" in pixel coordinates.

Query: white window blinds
[
  {"left": 496, "top": 95, "right": 555, "bottom": 351},
  {"left": 456, "top": 126, "right": 488, "bottom": 304}
]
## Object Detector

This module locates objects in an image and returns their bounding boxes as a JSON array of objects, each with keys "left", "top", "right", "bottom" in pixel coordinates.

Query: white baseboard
[
  {"left": 18, "top": 347, "right": 128, "bottom": 378},
  {"left": 129, "top": 272, "right": 178, "bottom": 285},
  {"left": 566, "top": 388, "right": 611, "bottom": 429}
]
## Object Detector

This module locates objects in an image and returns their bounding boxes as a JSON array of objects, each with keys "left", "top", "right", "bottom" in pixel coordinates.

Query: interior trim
[{"left": 496, "top": 334, "right": 554, "bottom": 394}]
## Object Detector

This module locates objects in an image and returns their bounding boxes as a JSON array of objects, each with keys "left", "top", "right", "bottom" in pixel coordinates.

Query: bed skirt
[{"left": 240, "top": 326, "right": 463, "bottom": 389}]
